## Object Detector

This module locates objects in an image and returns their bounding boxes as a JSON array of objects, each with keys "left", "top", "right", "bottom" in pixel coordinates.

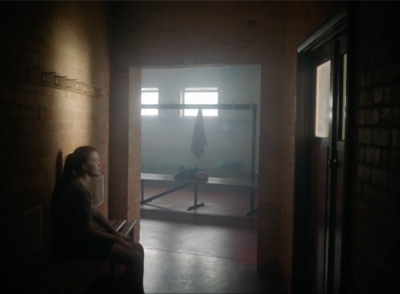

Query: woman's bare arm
[
  {"left": 89, "top": 204, "right": 134, "bottom": 243},
  {"left": 90, "top": 204, "right": 117, "bottom": 234}
]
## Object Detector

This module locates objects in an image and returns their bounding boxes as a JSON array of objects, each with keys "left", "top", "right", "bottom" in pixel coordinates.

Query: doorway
[
  {"left": 137, "top": 64, "right": 265, "bottom": 292},
  {"left": 292, "top": 11, "right": 349, "bottom": 294},
  {"left": 139, "top": 65, "right": 260, "bottom": 182}
]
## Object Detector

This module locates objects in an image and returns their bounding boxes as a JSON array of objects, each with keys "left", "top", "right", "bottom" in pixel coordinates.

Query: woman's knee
[
  {"left": 130, "top": 242, "right": 144, "bottom": 259},
  {"left": 136, "top": 243, "right": 144, "bottom": 257},
  {"left": 110, "top": 243, "right": 138, "bottom": 264},
  {"left": 125, "top": 247, "right": 144, "bottom": 266}
]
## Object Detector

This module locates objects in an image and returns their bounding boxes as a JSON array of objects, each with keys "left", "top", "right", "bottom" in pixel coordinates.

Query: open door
[{"left": 292, "top": 11, "right": 348, "bottom": 294}]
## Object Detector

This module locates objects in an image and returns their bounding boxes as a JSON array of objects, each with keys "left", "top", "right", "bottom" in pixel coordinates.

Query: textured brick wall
[
  {"left": 350, "top": 3, "right": 400, "bottom": 293},
  {"left": 0, "top": 1, "right": 109, "bottom": 285},
  {"left": 108, "top": 67, "right": 142, "bottom": 242}
]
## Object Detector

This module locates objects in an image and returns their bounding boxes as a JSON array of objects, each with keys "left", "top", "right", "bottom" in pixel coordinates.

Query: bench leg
[
  {"left": 188, "top": 183, "right": 204, "bottom": 211},
  {"left": 246, "top": 188, "right": 258, "bottom": 216},
  {"left": 141, "top": 180, "right": 144, "bottom": 202}
]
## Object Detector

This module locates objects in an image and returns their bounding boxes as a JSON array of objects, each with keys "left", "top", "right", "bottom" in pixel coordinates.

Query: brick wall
[
  {"left": 350, "top": 3, "right": 400, "bottom": 293},
  {"left": 0, "top": 1, "right": 109, "bottom": 287},
  {"left": 108, "top": 67, "right": 143, "bottom": 242}
]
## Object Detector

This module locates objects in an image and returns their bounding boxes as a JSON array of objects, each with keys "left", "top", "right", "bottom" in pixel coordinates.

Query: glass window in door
[{"left": 315, "top": 60, "right": 331, "bottom": 138}]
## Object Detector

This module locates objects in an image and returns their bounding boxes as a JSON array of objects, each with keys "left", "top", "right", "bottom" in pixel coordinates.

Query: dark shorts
[
  {"left": 86, "top": 236, "right": 115, "bottom": 259},
  {"left": 58, "top": 236, "right": 115, "bottom": 260}
]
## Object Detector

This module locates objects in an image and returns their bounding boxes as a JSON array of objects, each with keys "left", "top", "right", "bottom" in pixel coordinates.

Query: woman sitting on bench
[{"left": 52, "top": 146, "right": 144, "bottom": 294}]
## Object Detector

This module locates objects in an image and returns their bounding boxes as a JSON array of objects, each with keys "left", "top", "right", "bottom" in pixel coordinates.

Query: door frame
[{"left": 291, "top": 10, "right": 351, "bottom": 294}]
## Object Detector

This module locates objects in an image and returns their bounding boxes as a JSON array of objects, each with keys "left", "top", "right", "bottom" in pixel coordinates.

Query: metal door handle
[{"left": 328, "top": 158, "right": 337, "bottom": 169}]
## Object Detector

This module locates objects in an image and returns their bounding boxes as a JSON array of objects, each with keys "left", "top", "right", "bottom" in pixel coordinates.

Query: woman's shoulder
[
  {"left": 61, "top": 180, "right": 88, "bottom": 196},
  {"left": 57, "top": 181, "right": 91, "bottom": 206},
  {"left": 70, "top": 180, "right": 86, "bottom": 190}
]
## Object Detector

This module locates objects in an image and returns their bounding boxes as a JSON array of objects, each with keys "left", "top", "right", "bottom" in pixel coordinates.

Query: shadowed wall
[{"left": 0, "top": 2, "right": 110, "bottom": 290}]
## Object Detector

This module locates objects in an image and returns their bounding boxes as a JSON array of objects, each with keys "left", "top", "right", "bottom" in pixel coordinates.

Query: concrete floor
[{"left": 139, "top": 182, "right": 286, "bottom": 293}]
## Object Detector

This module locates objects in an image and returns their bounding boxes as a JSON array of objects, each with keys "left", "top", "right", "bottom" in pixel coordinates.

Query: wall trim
[{"left": 3, "top": 63, "right": 102, "bottom": 97}]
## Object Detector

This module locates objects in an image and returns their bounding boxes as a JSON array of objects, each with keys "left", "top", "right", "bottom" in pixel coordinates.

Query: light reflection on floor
[{"left": 139, "top": 183, "right": 285, "bottom": 293}]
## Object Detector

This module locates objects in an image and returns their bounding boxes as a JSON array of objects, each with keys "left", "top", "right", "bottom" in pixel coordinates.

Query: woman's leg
[
  {"left": 109, "top": 242, "right": 145, "bottom": 294},
  {"left": 130, "top": 242, "right": 145, "bottom": 261}
]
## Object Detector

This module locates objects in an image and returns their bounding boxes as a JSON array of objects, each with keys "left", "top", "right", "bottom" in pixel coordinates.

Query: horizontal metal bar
[
  {"left": 141, "top": 104, "right": 257, "bottom": 110},
  {"left": 140, "top": 183, "right": 193, "bottom": 204}
]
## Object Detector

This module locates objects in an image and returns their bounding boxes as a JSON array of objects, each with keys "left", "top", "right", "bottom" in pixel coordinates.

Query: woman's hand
[
  {"left": 114, "top": 234, "right": 135, "bottom": 250},
  {"left": 116, "top": 232, "right": 133, "bottom": 242}
]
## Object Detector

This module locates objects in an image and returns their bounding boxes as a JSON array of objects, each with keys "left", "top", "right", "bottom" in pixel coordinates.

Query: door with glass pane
[
  {"left": 310, "top": 49, "right": 331, "bottom": 294},
  {"left": 310, "top": 33, "right": 347, "bottom": 294},
  {"left": 293, "top": 12, "right": 348, "bottom": 294}
]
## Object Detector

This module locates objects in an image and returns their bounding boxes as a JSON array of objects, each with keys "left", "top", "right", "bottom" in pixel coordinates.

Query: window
[
  {"left": 141, "top": 88, "right": 159, "bottom": 116},
  {"left": 315, "top": 60, "right": 331, "bottom": 138},
  {"left": 183, "top": 87, "right": 218, "bottom": 117}
]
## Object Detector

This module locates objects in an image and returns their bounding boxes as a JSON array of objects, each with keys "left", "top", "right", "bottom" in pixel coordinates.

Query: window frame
[
  {"left": 141, "top": 87, "right": 159, "bottom": 116},
  {"left": 181, "top": 87, "right": 219, "bottom": 117}
]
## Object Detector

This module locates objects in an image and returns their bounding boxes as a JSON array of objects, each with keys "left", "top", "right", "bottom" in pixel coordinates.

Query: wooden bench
[
  {"left": 23, "top": 219, "right": 137, "bottom": 294},
  {"left": 140, "top": 172, "right": 258, "bottom": 215}
]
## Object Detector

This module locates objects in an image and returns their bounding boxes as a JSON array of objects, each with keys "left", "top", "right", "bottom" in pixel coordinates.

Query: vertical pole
[
  {"left": 251, "top": 104, "right": 257, "bottom": 184},
  {"left": 194, "top": 183, "right": 198, "bottom": 205},
  {"left": 141, "top": 180, "right": 144, "bottom": 202},
  {"left": 246, "top": 104, "right": 257, "bottom": 215}
]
